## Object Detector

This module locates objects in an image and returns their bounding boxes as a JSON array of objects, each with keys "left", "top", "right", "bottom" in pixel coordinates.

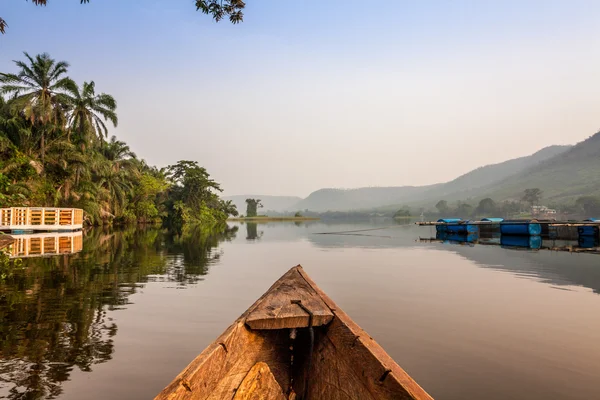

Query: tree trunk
[{"left": 40, "top": 130, "right": 45, "bottom": 167}]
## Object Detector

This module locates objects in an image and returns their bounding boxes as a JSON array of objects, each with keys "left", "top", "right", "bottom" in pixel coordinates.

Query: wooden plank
[
  {"left": 232, "top": 362, "right": 286, "bottom": 400},
  {"left": 245, "top": 267, "right": 334, "bottom": 330},
  {"left": 297, "top": 267, "right": 433, "bottom": 400}
]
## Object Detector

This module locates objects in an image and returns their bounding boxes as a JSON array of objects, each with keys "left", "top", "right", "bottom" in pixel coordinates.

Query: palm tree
[
  {"left": 0, "top": 52, "right": 76, "bottom": 164},
  {"left": 67, "top": 81, "right": 117, "bottom": 147},
  {"left": 100, "top": 136, "right": 137, "bottom": 173}
]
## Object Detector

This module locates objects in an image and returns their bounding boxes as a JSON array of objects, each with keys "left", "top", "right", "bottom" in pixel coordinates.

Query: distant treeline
[
  {"left": 430, "top": 189, "right": 600, "bottom": 219},
  {"left": 262, "top": 189, "right": 600, "bottom": 220}
]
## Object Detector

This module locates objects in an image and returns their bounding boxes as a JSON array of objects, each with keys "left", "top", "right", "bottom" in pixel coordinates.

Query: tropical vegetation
[{"left": 0, "top": 52, "right": 237, "bottom": 228}]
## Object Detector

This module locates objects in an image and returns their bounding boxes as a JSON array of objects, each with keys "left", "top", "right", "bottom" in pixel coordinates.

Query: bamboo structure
[{"left": 0, "top": 207, "right": 83, "bottom": 232}]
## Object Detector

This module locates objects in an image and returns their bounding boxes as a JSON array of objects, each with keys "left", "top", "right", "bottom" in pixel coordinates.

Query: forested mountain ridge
[{"left": 278, "top": 144, "right": 571, "bottom": 212}]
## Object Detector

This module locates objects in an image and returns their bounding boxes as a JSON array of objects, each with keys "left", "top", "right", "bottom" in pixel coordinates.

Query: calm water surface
[{"left": 1, "top": 221, "right": 600, "bottom": 399}]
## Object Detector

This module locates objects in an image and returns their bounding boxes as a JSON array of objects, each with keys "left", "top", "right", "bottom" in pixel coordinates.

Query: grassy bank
[{"left": 228, "top": 216, "right": 320, "bottom": 222}]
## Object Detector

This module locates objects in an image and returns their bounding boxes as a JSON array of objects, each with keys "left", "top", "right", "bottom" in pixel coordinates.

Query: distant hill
[
  {"left": 226, "top": 137, "right": 596, "bottom": 214},
  {"left": 480, "top": 133, "right": 600, "bottom": 203},
  {"left": 378, "top": 144, "right": 572, "bottom": 208},
  {"left": 290, "top": 186, "right": 439, "bottom": 212},
  {"left": 223, "top": 195, "right": 302, "bottom": 214},
  {"left": 291, "top": 145, "right": 571, "bottom": 212}
]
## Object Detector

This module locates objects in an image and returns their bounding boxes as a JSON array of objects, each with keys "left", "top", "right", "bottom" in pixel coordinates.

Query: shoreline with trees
[{"left": 0, "top": 52, "right": 238, "bottom": 229}]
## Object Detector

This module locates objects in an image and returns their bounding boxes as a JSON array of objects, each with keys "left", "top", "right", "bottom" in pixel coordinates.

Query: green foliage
[
  {"left": 475, "top": 198, "right": 497, "bottom": 216},
  {"left": 393, "top": 208, "right": 411, "bottom": 218},
  {"left": 435, "top": 200, "right": 449, "bottom": 214},
  {"left": 294, "top": 211, "right": 302, "bottom": 218},
  {"left": 0, "top": 53, "right": 235, "bottom": 228},
  {"left": 245, "top": 198, "right": 262, "bottom": 217},
  {"left": 165, "top": 161, "right": 235, "bottom": 229},
  {"left": 522, "top": 188, "right": 543, "bottom": 206}
]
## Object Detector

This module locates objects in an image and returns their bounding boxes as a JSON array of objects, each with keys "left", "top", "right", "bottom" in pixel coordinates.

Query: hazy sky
[{"left": 1, "top": 1, "right": 599, "bottom": 197}]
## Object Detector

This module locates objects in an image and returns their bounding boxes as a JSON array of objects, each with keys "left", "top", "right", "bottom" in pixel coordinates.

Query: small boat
[{"left": 155, "top": 265, "right": 433, "bottom": 400}]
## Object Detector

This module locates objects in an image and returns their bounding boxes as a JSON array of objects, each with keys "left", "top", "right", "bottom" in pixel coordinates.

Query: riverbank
[{"left": 227, "top": 216, "right": 320, "bottom": 222}]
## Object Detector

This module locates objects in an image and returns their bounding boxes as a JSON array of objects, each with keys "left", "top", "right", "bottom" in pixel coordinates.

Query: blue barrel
[
  {"left": 500, "top": 220, "right": 542, "bottom": 236},
  {"left": 436, "top": 218, "right": 462, "bottom": 233},
  {"left": 579, "top": 235, "right": 599, "bottom": 248},
  {"left": 578, "top": 226, "right": 599, "bottom": 236},
  {"left": 444, "top": 222, "right": 479, "bottom": 234},
  {"left": 501, "top": 235, "right": 542, "bottom": 249},
  {"left": 437, "top": 232, "right": 478, "bottom": 243},
  {"left": 481, "top": 218, "right": 504, "bottom": 223}
]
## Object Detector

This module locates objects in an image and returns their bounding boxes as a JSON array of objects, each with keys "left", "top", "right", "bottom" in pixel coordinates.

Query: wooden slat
[
  {"left": 245, "top": 267, "right": 334, "bottom": 330},
  {"left": 232, "top": 362, "right": 286, "bottom": 400}
]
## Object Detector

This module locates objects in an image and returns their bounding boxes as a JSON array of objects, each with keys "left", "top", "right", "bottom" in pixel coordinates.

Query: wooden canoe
[{"left": 156, "top": 265, "right": 433, "bottom": 400}]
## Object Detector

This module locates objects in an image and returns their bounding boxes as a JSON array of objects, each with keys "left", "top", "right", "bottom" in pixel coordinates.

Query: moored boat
[{"left": 155, "top": 265, "right": 433, "bottom": 400}]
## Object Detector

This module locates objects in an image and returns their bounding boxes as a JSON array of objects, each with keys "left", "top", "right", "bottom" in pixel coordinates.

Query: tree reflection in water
[{"left": 0, "top": 225, "right": 237, "bottom": 399}]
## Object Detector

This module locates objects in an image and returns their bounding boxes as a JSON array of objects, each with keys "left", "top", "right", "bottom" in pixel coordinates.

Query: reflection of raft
[
  {"left": 156, "top": 266, "right": 433, "bottom": 400},
  {"left": 7, "top": 232, "right": 83, "bottom": 258},
  {"left": 435, "top": 219, "right": 478, "bottom": 234},
  {"left": 501, "top": 235, "right": 542, "bottom": 249}
]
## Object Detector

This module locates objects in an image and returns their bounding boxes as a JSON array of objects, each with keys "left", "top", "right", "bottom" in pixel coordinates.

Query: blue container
[
  {"left": 437, "top": 232, "right": 478, "bottom": 243},
  {"left": 578, "top": 226, "right": 599, "bottom": 236},
  {"left": 579, "top": 235, "right": 599, "bottom": 248},
  {"left": 436, "top": 218, "right": 462, "bottom": 233},
  {"left": 445, "top": 223, "right": 479, "bottom": 234},
  {"left": 481, "top": 218, "right": 504, "bottom": 223},
  {"left": 501, "top": 235, "right": 542, "bottom": 249},
  {"left": 500, "top": 221, "right": 542, "bottom": 236},
  {"left": 585, "top": 218, "right": 599, "bottom": 222}
]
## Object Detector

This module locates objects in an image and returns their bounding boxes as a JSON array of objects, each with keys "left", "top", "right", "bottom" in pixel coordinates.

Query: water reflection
[
  {"left": 0, "top": 225, "right": 237, "bottom": 399},
  {"left": 302, "top": 223, "right": 600, "bottom": 295},
  {"left": 244, "top": 223, "right": 262, "bottom": 241}
]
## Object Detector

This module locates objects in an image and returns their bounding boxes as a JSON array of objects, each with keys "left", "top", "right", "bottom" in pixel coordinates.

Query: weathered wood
[
  {"left": 155, "top": 322, "right": 290, "bottom": 400},
  {"left": 297, "top": 267, "right": 433, "bottom": 400},
  {"left": 245, "top": 267, "right": 334, "bottom": 330},
  {"left": 156, "top": 265, "right": 433, "bottom": 400},
  {"left": 232, "top": 362, "right": 286, "bottom": 400}
]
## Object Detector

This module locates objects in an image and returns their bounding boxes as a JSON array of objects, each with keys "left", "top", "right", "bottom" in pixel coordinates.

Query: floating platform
[
  {"left": 418, "top": 218, "right": 600, "bottom": 238},
  {"left": 0, "top": 207, "right": 83, "bottom": 233}
]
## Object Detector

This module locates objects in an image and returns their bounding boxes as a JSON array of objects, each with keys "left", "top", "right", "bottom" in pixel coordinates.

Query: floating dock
[
  {"left": 417, "top": 218, "right": 600, "bottom": 238},
  {"left": 0, "top": 207, "right": 83, "bottom": 233}
]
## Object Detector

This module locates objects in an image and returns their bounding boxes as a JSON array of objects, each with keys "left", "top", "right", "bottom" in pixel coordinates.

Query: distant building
[{"left": 531, "top": 205, "right": 557, "bottom": 216}]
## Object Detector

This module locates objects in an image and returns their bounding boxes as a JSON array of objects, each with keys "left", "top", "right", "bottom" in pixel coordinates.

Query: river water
[{"left": 1, "top": 221, "right": 599, "bottom": 399}]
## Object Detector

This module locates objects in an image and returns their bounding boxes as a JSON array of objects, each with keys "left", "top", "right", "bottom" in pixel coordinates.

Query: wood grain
[
  {"left": 232, "top": 362, "right": 287, "bottom": 400},
  {"left": 245, "top": 267, "right": 333, "bottom": 330},
  {"left": 297, "top": 266, "right": 434, "bottom": 400}
]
